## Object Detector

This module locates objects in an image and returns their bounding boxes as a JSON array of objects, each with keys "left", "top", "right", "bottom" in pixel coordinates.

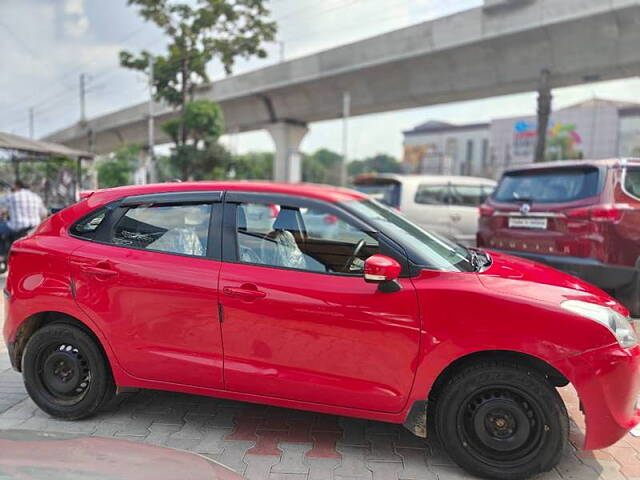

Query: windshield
[
  {"left": 492, "top": 167, "right": 601, "bottom": 203},
  {"left": 345, "top": 199, "right": 475, "bottom": 272}
]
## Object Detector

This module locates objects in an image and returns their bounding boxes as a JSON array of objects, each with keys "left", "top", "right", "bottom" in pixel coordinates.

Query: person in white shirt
[{"left": 0, "top": 180, "right": 47, "bottom": 236}]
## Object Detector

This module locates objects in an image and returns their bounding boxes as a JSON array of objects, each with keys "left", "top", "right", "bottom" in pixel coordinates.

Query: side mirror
[{"left": 364, "top": 254, "right": 401, "bottom": 283}]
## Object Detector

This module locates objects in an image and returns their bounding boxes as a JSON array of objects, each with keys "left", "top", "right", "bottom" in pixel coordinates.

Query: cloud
[{"left": 63, "top": 0, "right": 89, "bottom": 38}]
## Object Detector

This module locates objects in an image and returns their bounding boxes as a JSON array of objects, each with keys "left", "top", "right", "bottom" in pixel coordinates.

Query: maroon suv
[{"left": 478, "top": 159, "right": 640, "bottom": 316}]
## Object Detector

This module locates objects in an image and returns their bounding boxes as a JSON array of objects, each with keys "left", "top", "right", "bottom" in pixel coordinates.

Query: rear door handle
[
  {"left": 450, "top": 213, "right": 462, "bottom": 222},
  {"left": 74, "top": 260, "right": 118, "bottom": 278},
  {"left": 223, "top": 286, "right": 266, "bottom": 301}
]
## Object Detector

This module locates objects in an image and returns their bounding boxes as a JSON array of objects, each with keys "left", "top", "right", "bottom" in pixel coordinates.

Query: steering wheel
[{"left": 343, "top": 238, "right": 366, "bottom": 272}]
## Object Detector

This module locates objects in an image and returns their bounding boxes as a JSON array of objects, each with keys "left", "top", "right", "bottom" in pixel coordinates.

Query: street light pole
[{"left": 341, "top": 91, "right": 351, "bottom": 187}]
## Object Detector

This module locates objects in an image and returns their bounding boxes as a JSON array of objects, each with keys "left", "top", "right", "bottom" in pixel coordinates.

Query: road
[{"left": 1, "top": 275, "right": 639, "bottom": 479}]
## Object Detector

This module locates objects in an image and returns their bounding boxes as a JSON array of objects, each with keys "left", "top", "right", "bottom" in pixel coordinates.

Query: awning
[{"left": 0, "top": 131, "right": 94, "bottom": 158}]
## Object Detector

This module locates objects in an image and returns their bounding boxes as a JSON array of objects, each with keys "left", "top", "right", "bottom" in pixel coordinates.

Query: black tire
[
  {"left": 22, "top": 322, "right": 115, "bottom": 420},
  {"left": 433, "top": 361, "right": 568, "bottom": 480}
]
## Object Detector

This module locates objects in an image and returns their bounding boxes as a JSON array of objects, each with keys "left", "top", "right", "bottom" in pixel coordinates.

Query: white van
[{"left": 352, "top": 174, "right": 496, "bottom": 246}]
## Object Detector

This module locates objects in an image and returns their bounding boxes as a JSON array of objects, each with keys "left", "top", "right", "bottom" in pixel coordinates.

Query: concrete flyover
[{"left": 45, "top": 0, "right": 640, "bottom": 181}]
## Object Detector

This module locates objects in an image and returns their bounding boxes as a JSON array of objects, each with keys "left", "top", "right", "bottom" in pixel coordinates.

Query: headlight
[{"left": 561, "top": 300, "right": 638, "bottom": 348}]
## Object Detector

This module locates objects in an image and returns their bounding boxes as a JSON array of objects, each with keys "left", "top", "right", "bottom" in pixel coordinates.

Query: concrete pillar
[{"left": 266, "top": 121, "right": 308, "bottom": 183}]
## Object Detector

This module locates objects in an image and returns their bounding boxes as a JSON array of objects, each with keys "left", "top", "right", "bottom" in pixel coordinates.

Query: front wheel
[
  {"left": 433, "top": 361, "right": 568, "bottom": 479},
  {"left": 22, "top": 323, "right": 115, "bottom": 420}
]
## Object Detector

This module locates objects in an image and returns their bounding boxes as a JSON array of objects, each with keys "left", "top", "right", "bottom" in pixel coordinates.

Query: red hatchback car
[
  {"left": 4, "top": 182, "right": 640, "bottom": 479},
  {"left": 478, "top": 159, "right": 640, "bottom": 316}
]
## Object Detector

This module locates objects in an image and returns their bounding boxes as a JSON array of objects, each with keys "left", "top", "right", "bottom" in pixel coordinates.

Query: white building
[
  {"left": 404, "top": 99, "right": 640, "bottom": 179},
  {"left": 402, "top": 121, "right": 490, "bottom": 177}
]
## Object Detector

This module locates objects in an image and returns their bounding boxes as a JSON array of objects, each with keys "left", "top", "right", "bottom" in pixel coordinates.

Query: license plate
[{"left": 508, "top": 217, "right": 548, "bottom": 229}]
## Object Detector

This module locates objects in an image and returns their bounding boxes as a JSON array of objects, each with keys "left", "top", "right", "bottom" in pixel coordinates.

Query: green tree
[
  {"left": 302, "top": 148, "right": 343, "bottom": 185},
  {"left": 348, "top": 153, "right": 401, "bottom": 176},
  {"left": 120, "top": 0, "right": 276, "bottom": 146},
  {"left": 97, "top": 145, "right": 140, "bottom": 188},
  {"left": 229, "top": 152, "right": 273, "bottom": 179}
]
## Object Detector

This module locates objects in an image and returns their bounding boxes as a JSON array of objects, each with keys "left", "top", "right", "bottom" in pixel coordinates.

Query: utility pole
[
  {"left": 147, "top": 57, "right": 156, "bottom": 183},
  {"left": 79, "top": 73, "right": 87, "bottom": 124},
  {"left": 534, "top": 69, "right": 552, "bottom": 163},
  {"left": 341, "top": 91, "right": 351, "bottom": 187},
  {"left": 28, "top": 107, "right": 34, "bottom": 139}
]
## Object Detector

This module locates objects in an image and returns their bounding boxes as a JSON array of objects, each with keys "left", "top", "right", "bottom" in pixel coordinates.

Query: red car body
[
  {"left": 3, "top": 181, "right": 640, "bottom": 454},
  {"left": 478, "top": 159, "right": 640, "bottom": 316}
]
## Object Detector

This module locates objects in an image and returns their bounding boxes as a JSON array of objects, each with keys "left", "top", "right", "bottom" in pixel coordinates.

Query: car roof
[
  {"left": 87, "top": 181, "right": 367, "bottom": 204},
  {"left": 503, "top": 158, "right": 640, "bottom": 173},
  {"left": 352, "top": 173, "right": 496, "bottom": 186}
]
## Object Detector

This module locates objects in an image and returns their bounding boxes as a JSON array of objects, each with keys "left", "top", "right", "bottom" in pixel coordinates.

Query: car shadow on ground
[{"left": 10, "top": 386, "right": 596, "bottom": 480}]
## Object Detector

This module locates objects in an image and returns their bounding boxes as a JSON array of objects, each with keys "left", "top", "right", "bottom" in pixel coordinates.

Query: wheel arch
[
  {"left": 403, "top": 349, "right": 570, "bottom": 438},
  {"left": 10, "top": 311, "right": 111, "bottom": 375},
  {"left": 428, "top": 350, "right": 570, "bottom": 402}
]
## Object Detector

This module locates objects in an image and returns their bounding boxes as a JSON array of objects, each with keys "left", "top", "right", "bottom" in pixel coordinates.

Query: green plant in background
[
  {"left": 97, "top": 144, "right": 140, "bottom": 188},
  {"left": 348, "top": 153, "right": 402, "bottom": 176},
  {"left": 120, "top": 0, "right": 276, "bottom": 180}
]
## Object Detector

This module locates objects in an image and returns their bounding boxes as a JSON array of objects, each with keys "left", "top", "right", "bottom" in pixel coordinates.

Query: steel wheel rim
[
  {"left": 36, "top": 343, "right": 92, "bottom": 405},
  {"left": 456, "top": 384, "right": 546, "bottom": 468}
]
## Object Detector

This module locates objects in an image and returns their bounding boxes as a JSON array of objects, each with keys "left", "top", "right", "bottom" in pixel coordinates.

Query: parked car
[
  {"left": 4, "top": 181, "right": 640, "bottom": 479},
  {"left": 478, "top": 158, "right": 640, "bottom": 317},
  {"left": 352, "top": 174, "right": 496, "bottom": 246}
]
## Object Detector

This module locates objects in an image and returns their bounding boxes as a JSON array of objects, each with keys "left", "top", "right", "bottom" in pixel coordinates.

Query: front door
[
  {"left": 219, "top": 194, "right": 421, "bottom": 413},
  {"left": 69, "top": 193, "right": 224, "bottom": 389}
]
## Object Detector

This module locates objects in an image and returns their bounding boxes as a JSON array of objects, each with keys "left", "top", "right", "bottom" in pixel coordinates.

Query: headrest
[
  {"left": 237, "top": 206, "right": 247, "bottom": 230},
  {"left": 273, "top": 207, "right": 301, "bottom": 231}
]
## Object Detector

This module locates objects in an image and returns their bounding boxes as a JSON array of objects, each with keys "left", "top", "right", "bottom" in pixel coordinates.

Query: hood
[{"left": 478, "top": 250, "right": 626, "bottom": 314}]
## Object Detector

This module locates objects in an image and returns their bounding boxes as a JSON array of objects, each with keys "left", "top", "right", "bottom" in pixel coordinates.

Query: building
[
  {"left": 404, "top": 99, "right": 640, "bottom": 179},
  {"left": 402, "top": 121, "right": 490, "bottom": 177}
]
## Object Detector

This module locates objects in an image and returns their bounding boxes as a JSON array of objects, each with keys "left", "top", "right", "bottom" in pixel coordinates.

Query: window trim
[
  {"left": 70, "top": 191, "right": 223, "bottom": 261},
  {"left": 222, "top": 192, "right": 411, "bottom": 277}
]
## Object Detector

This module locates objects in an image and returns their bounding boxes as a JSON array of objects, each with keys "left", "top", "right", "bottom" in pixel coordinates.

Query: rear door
[
  {"left": 69, "top": 191, "right": 225, "bottom": 389},
  {"left": 485, "top": 167, "right": 604, "bottom": 257}
]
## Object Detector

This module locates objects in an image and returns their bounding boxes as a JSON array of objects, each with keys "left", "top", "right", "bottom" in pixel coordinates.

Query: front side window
[
  {"left": 236, "top": 201, "right": 379, "bottom": 274},
  {"left": 345, "top": 199, "right": 475, "bottom": 272},
  {"left": 624, "top": 168, "right": 640, "bottom": 200},
  {"left": 415, "top": 185, "right": 450, "bottom": 205},
  {"left": 111, "top": 203, "right": 211, "bottom": 257}
]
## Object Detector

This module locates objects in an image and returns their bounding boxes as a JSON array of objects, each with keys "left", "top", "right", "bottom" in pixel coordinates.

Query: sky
[{"left": 1, "top": 0, "right": 639, "bottom": 161}]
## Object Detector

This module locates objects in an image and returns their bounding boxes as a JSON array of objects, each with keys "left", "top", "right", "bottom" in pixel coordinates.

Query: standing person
[{"left": 0, "top": 180, "right": 47, "bottom": 237}]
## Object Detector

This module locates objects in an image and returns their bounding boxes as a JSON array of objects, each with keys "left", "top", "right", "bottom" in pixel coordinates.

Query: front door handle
[{"left": 223, "top": 286, "right": 266, "bottom": 301}]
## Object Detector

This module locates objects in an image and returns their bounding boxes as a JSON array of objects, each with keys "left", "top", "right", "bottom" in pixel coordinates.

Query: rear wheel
[
  {"left": 22, "top": 323, "right": 115, "bottom": 420},
  {"left": 433, "top": 361, "right": 568, "bottom": 480}
]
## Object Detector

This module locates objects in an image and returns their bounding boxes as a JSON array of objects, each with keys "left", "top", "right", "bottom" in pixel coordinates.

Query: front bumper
[{"left": 565, "top": 343, "right": 640, "bottom": 450}]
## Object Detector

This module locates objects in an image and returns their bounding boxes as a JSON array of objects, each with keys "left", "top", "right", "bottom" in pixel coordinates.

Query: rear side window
[
  {"left": 624, "top": 168, "right": 640, "bottom": 200},
  {"left": 110, "top": 203, "right": 211, "bottom": 257},
  {"left": 492, "top": 168, "right": 601, "bottom": 203},
  {"left": 70, "top": 208, "right": 107, "bottom": 239},
  {"left": 450, "top": 184, "right": 493, "bottom": 207},
  {"left": 415, "top": 185, "right": 449, "bottom": 205}
]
